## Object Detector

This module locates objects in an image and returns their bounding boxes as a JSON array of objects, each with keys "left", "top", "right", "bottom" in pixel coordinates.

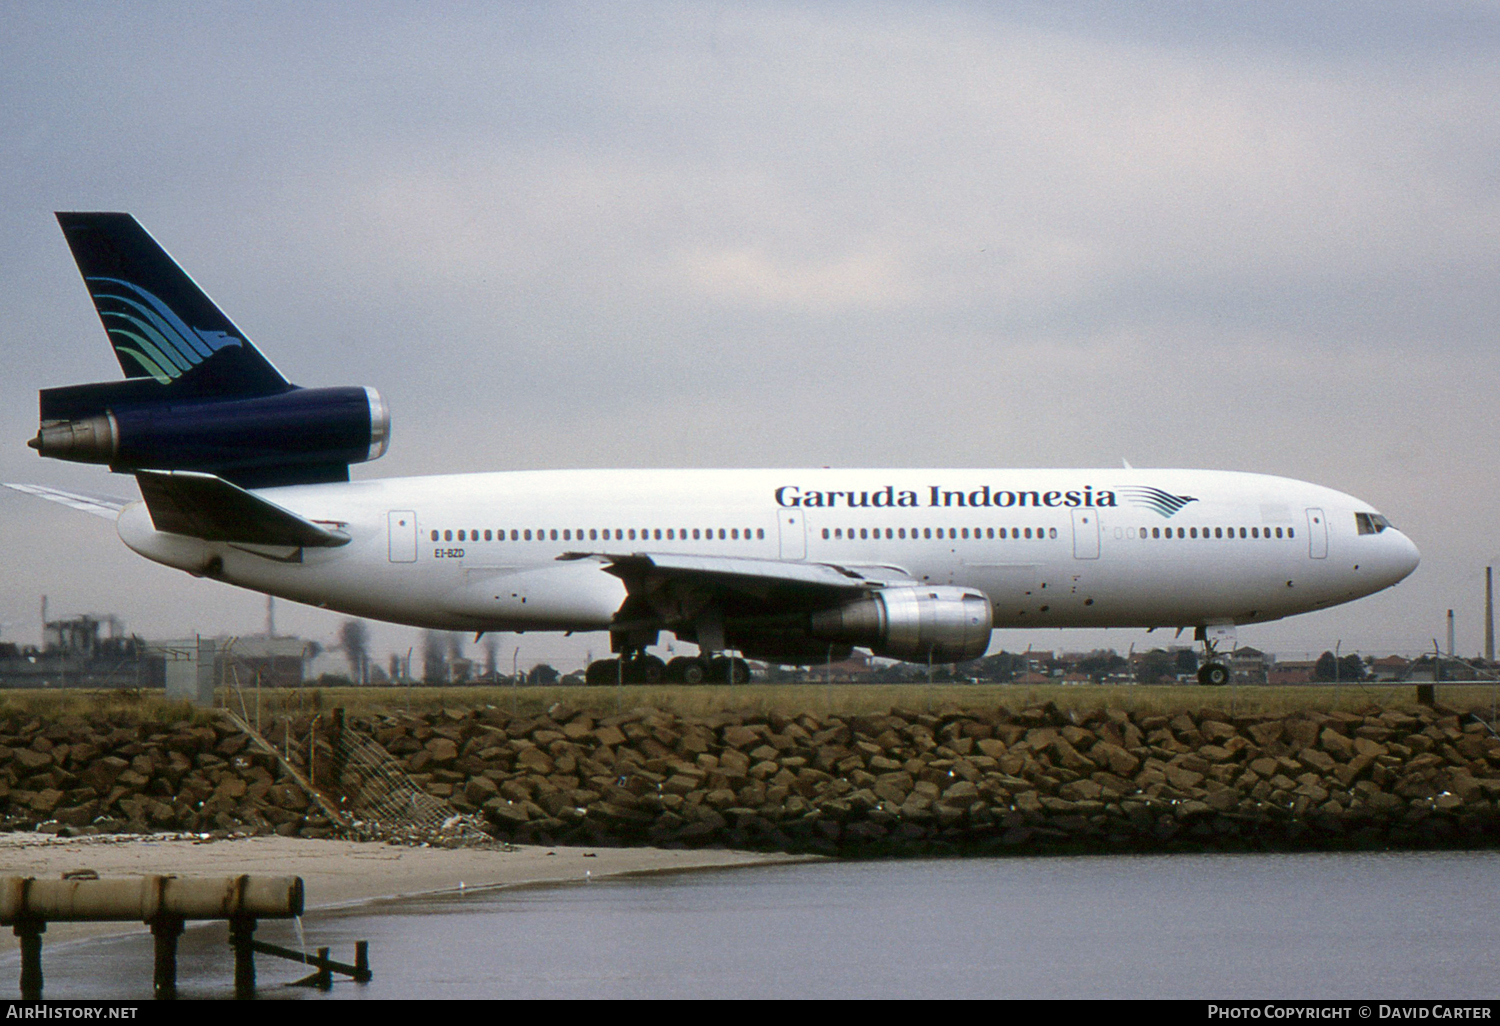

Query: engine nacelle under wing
[{"left": 809, "top": 585, "right": 993, "bottom": 663}]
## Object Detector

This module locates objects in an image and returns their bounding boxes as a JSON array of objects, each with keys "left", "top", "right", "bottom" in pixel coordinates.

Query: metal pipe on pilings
[
  {"left": 0, "top": 874, "right": 302, "bottom": 922},
  {"left": 0, "top": 875, "right": 302, "bottom": 1000}
]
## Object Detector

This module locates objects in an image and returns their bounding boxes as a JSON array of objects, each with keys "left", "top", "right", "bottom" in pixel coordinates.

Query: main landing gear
[
  {"left": 584, "top": 652, "right": 665, "bottom": 685},
  {"left": 584, "top": 652, "right": 749, "bottom": 685},
  {"left": 1194, "top": 624, "right": 1234, "bottom": 686}
]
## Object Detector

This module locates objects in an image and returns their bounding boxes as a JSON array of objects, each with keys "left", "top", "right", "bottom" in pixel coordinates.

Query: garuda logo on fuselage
[
  {"left": 86, "top": 276, "right": 244, "bottom": 384},
  {"left": 1120, "top": 486, "right": 1198, "bottom": 518}
]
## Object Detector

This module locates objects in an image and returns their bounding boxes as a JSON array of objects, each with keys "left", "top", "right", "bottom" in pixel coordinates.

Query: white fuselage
[{"left": 114, "top": 467, "right": 1420, "bottom": 642}]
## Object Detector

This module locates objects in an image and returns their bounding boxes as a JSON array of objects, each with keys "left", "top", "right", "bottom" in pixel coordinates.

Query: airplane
[{"left": 9, "top": 213, "right": 1421, "bottom": 686}]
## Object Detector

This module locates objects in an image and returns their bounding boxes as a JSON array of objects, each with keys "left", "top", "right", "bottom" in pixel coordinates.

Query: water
[{"left": 12, "top": 850, "right": 1500, "bottom": 999}]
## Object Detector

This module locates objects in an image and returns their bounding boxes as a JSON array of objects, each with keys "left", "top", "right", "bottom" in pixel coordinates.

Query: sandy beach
[{"left": 0, "top": 833, "right": 814, "bottom": 950}]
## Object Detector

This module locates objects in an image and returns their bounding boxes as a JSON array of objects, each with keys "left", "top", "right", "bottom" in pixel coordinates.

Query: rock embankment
[{"left": 0, "top": 701, "right": 1497, "bottom": 854}]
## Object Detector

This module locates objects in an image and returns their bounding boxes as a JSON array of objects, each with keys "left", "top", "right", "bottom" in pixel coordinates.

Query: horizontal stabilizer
[
  {"left": 2, "top": 483, "right": 129, "bottom": 521},
  {"left": 135, "top": 470, "right": 348, "bottom": 547}
]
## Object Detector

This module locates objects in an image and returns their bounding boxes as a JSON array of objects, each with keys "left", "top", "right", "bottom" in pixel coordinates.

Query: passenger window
[
  {"left": 718, "top": 528, "right": 726, "bottom": 540},
  {"left": 987, "top": 527, "right": 994, "bottom": 539},
  {"left": 860, "top": 528, "right": 868, "bottom": 540},
  {"left": 1024, "top": 528, "right": 1032, "bottom": 539},
  {"left": 1239, "top": 528, "right": 1247, "bottom": 538},
  {"left": 1151, "top": 528, "right": 1159, "bottom": 538},
  {"left": 1251, "top": 527, "right": 1258, "bottom": 538},
  {"left": 483, "top": 529, "right": 490, "bottom": 541},
  {"left": 1276, "top": 527, "right": 1283, "bottom": 538},
  {"left": 834, "top": 528, "right": 842, "bottom": 539},
  {"left": 692, "top": 529, "right": 700, "bottom": 540},
  {"left": 960, "top": 528, "right": 969, "bottom": 539},
  {"left": 1189, "top": 527, "right": 1197, "bottom": 538},
  {"left": 445, "top": 530, "right": 453, "bottom": 541},
  {"left": 1288, "top": 528, "right": 1295, "bottom": 538},
  {"left": 924, "top": 528, "right": 932, "bottom": 539},
  {"left": 1049, "top": 528, "right": 1057, "bottom": 539},
  {"left": 430, "top": 530, "right": 439, "bottom": 542},
  {"left": 561, "top": 529, "right": 569, "bottom": 541},
  {"left": 948, "top": 528, "right": 956, "bottom": 539},
  {"left": 731, "top": 529, "right": 739, "bottom": 540},
  {"left": 822, "top": 528, "right": 830, "bottom": 539},
  {"left": 757, "top": 528, "right": 764, "bottom": 539},
  {"left": 548, "top": 529, "right": 556, "bottom": 541},
  {"left": 1178, "top": 528, "right": 1185, "bottom": 539},
  {"left": 522, "top": 530, "right": 530, "bottom": 541}
]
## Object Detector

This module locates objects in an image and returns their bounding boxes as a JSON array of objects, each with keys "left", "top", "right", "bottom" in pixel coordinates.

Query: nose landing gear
[{"left": 1194, "top": 624, "right": 1235, "bottom": 686}]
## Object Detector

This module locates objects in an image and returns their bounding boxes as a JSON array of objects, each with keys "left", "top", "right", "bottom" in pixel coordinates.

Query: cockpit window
[{"left": 1355, "top": 512, "right": 1392, "bottom": 535}]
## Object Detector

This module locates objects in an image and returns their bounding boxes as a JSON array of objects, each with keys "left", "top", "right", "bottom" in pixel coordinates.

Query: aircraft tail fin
[{"left": 54, "top": 212, "right": 289, "bottom": 398}]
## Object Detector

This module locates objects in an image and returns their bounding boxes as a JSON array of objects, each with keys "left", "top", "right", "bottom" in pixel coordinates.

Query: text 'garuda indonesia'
[{"left": 774, "top": 485, "right": 1120, "bottom": 509}]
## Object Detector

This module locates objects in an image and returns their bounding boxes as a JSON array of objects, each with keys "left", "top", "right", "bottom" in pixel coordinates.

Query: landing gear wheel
[
  {"left": 1198, "top": 662, "right": 1230, "bottom": 687},
  {"left": 585, "top": 659, "right": 620, "bottom": 686},
  {"left": 666, "top": 656, "right": 705, "bottom": 685},
  {"left": 708, "top": 656, "right": 750, "bottom": 684},
  {"left": 626, "top": 654, "right": 666, "bottom": 684}
]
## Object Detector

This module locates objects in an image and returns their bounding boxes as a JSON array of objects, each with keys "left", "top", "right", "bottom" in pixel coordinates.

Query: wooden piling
[
  {"left": 229, "top": 915, "right": 257, "bottom": 999},
  {"left": 151, "top": 915, "right": 184, "bottom": 1000},
  {"left": 13, "top": 918, "right": 43, "bottom": 1001}
]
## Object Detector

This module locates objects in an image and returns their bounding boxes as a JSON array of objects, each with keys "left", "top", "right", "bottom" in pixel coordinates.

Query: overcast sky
[{"left": 2, "top": 2, "right": 1498, "bottom": 672}]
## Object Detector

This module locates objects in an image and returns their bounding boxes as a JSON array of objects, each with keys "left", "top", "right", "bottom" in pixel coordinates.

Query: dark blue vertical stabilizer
[{"left": 54, "top": 212, "right": 289, "bottom": 398}]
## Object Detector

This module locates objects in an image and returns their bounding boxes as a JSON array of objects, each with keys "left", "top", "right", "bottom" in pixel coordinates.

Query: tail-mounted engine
[{"left": 31, "top": 384, "right": 389, "bottom": 489}]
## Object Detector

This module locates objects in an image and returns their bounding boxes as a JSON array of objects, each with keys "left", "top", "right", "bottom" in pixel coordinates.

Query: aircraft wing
[
  {"left": 591, "top": 552, "right": 918, "bottom": 595},
  {"left": 572, "top": 550, "right": 918, "bottom": 645},
  {"left": 134, "top": 470, "right": 350, "bottom": 548},
  {"left": 2, "top": 482, "right": 131, "bottom": 520}
]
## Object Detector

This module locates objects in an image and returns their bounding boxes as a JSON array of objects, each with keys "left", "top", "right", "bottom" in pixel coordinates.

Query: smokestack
[
  {"left": 1447, "top": 609, "right": 1455, "bottom": 659},
  {"left": 1486, "top": 567, "right": 1494, "bottom": 663}
]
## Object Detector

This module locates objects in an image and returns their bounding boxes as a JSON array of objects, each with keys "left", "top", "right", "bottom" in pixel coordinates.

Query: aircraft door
[
  {"left": 1071, "top": 509, "right": 1100, "bottom": 559},
  {"left": 388, "top": 510, "right": 418, "bottom": 562},
  {"left": 1305, "top": 508, "right": 1327, "bottom": 559},
  {"left": 778, "top": 509, "right": 806, "bottom": 560}
]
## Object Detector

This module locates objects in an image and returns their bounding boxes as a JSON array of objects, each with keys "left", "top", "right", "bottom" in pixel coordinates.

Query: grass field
[{"left": 1, "top": 680, "right": 1496, "bottom": 723}]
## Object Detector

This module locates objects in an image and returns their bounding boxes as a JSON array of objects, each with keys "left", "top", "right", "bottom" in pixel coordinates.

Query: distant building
[
  {"left": 0, "top": 612, "right": 142, "bottom": 688},
  {"left": 1231, "top": 647, "right": 1269, "bottom": 683},
  {"left": 1268, "top": 660, "right": 1316, "bottom": 685},
  {"left": 138, "top": 635, "right": 316, "bottom": 690},
  {"left": 217, "top": 636, "right": 316, "bottom": 688}
]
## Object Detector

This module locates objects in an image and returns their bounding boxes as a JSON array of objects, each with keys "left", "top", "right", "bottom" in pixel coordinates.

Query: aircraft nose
[{"left": 1390, "top": 531, "right": 1420, "bottom": 583}]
